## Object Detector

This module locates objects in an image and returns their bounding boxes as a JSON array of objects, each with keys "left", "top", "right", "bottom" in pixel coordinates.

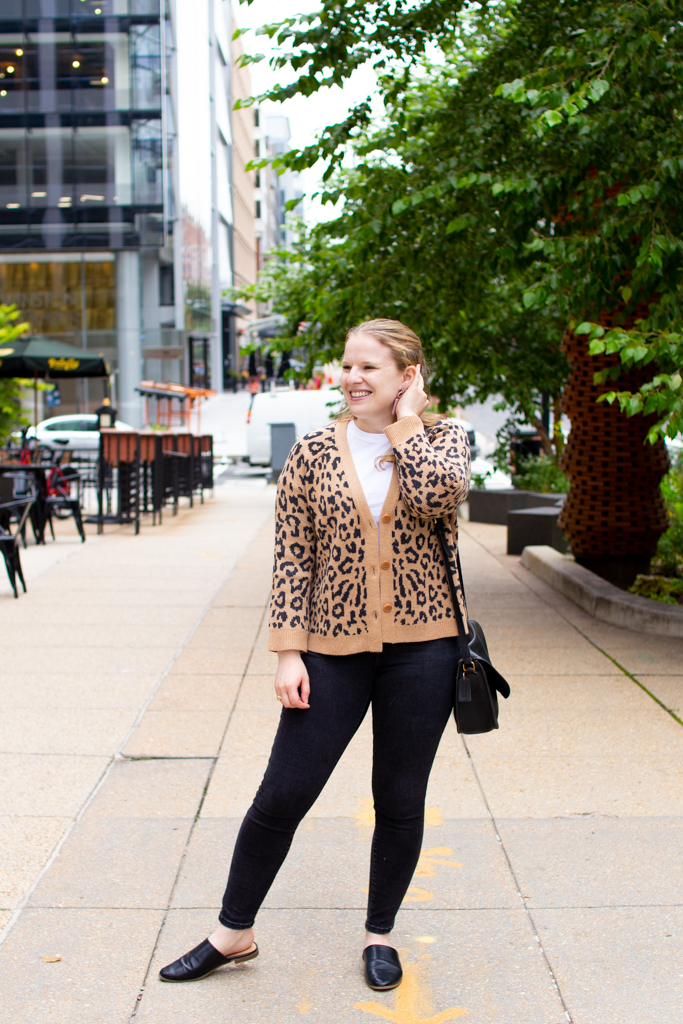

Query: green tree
[
  {"left": 242, "top": 0, "right": 683, "bottom": 577},
  {"left": 0, "top": 304, "right": 30, "bottom": 444}
]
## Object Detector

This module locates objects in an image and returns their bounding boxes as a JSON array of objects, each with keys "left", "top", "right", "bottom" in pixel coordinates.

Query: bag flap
[
  {"left": 466, "top": 618, "right": 491, "bottom": 662},
  {"left": 465, "top": 619, "right": 511, "bottom": 699}
]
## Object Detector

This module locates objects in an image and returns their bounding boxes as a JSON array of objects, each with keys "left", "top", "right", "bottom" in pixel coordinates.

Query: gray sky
[{"left": 234, "top": 0, "right": 380, "bottom": 222}]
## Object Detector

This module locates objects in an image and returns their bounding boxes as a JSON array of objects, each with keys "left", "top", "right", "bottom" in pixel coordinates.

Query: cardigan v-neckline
[{"left": 335, "top": 419, "right": 400, "bottom": 529}]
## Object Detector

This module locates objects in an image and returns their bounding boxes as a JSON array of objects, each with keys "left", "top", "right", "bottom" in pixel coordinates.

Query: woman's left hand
[{"left": 396, "top": 366, "right": 429, "bottom": 420}]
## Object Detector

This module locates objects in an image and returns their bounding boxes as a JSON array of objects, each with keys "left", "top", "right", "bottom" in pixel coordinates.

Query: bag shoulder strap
[
  {"left": 455, "top": 547, "right": 467, "bottom": 608},
  {"left": 435, "top": 517, "right": 472, "bottom": 666}
]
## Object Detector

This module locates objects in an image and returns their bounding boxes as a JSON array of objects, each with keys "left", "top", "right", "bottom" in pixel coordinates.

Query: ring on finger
[{"left": 276, "top": 695, "right": 283, "bottom": 702}]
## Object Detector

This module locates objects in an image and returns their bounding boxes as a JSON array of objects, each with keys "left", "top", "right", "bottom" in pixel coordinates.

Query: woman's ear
[{"left": 402, "top": 364, "right": 419, "bottom": 385}]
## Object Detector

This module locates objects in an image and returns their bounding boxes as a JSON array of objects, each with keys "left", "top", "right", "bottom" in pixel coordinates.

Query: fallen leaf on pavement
[{"left": 42, "top": 956, "right": 61, "bottom": 963}]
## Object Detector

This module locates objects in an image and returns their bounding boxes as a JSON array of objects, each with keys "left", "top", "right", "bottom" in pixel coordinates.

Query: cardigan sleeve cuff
[
  {"left": 268, "top": 627, "right": 309, "bottom": 653},
  {"left": 384, "top": 414, "right": 425, "bottom": 448}
]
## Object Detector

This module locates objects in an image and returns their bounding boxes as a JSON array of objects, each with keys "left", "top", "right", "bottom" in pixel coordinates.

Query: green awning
[{"left": 0, "top": 335, "right": 109, "bottom": 378}]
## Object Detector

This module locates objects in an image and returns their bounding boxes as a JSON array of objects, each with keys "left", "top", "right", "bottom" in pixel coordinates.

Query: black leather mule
[
  {"left": 362, "top": 944, "right": 403, "bottom": 990},
  {"left": 159, "top": 939, "right": 258, "bottom": 982}
]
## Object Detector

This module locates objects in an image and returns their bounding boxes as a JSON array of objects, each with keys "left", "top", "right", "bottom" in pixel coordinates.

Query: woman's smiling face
[{"left": 341, "top": 333, "right": 407, "bottom": 426}]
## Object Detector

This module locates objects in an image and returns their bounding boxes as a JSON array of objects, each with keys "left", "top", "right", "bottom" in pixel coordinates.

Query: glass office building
[
  {"left": 0, "top": 0, "right": 165, "bottom": 250},
  {"left": 0, "top": 0, "right": 256, "bottom": 424}
]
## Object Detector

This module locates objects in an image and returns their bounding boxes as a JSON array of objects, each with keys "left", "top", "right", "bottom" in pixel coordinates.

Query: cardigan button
[
  {"left": 381, "top": 560, "right": 390, "bottom": 570},
  {"left": 381, "top": 514, "right": 391, "bottom": 523},
  {"left": 383, "top": 603, "right": 393, "bottom": 613}
]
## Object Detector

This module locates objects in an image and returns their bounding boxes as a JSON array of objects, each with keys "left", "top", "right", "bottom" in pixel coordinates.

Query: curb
[{"left": 520, "top": 545, "right": 683, "bottom": 638}]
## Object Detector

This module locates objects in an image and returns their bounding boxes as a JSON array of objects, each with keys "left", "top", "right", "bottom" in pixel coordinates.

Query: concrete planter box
[
  {"left": 521, "top": 545, "right": 683, "bottom": 638},
  {"left": 468, "top": 488, "right": 563, "bottom": 525},
  {"left": 507, "top": 506, "right": 568, "bottom": 555}
]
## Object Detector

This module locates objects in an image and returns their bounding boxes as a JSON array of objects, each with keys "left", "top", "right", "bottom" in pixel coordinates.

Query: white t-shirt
[{"left": 346, "top": 419, "right": 393, "bottom": 525}]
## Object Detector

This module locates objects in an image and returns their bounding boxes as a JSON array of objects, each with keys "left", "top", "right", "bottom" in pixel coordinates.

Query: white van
[{"left": 247, "top": 387, "right": 343, "bottom": 465}]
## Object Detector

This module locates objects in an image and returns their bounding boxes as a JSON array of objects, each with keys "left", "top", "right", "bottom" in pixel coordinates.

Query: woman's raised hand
[
  {"left": 395, "top": 366, "right": 429, "bottom": 420},
  {"left": 275, "top": 650, "right": 311, "bottom": 709}
]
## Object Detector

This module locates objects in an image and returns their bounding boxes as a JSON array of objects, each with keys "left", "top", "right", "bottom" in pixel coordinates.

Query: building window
[
  {"left": 0, "top": 9, "right": 163, "bottom": 250},
  {"left": 159, "top": 264, "right": 174, "bottom": 306},
  {"left": 255, "top": 171, "right": 260, "bottom": 188},
  {"left": 255, "top": 200, "right": 261, "bottom": 219},
  {"left": 254, "top": 108, "right": 259, "bottom": 127}
]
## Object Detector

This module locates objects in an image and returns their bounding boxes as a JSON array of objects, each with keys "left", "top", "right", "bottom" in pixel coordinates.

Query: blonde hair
[{"left": 338, "top": 318, "right": 442, "bottom": 430}]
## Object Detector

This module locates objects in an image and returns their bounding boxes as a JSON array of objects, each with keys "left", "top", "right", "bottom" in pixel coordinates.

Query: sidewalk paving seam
[
  {"left": 462, "top": 524, "right": 683, "bottom": 730},
  {"left": 460, "top": 734, "right": 574, "bottom": 1024},
  {"left": 566, "top": 634, "right": 683, "bottom": 728},
  {"left": 128, "top": 600, "right": 270, "bottom": 1021},
  {"left": 125, "top": 756, "right": 218, "bottom": 761},
  {"left": 0, "top": 547, "right": 257, "bottom": 952}
]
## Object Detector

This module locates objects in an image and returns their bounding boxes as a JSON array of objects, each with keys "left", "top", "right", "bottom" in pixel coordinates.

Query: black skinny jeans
[{"left": 219, "top": 637, "right": 457, "bottom": 934}]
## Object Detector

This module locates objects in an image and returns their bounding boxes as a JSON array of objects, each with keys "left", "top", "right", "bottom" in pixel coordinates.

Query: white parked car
[
  {"left": 247, "top": 388, "right": 343, "bottom": 465},
  {"left": 447, "top": 416, "right": 479, "bottom": 459},
  {"left": 28, "top": 413, "right": 136, "bottom": 452}
]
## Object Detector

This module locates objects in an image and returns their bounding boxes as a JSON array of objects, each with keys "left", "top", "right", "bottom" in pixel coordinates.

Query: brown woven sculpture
[{"left": 558, "top": 309, "right": 669, "bottom": 588}]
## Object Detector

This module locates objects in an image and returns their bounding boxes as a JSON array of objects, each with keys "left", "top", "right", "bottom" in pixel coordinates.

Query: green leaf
[
  {"left": 543, "top": 110, "right": 564, "bottom": 127},
  {"left": 623, "top": 344, "right": 649, "bottom": 363},
  {"left": 575, "top": 322, "right": 592, "bottom": 335},
  {"left": 522, "top": 291, "right": 537, "bottom": 309},
  {"left": 501, "top": 78, "right": 525, "bottom": 99},
  {"left": 445, "top": 215, "right": 470, "bottom": 234},
  {"left": 588, "top": 79, "right": 610, "bottom": 102},
  {"left": 620, "top": 286, "right": 632, "bottom": 303}
]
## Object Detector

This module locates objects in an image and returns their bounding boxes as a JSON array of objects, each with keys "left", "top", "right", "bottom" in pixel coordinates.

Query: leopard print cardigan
[{"left": 268, "top": 414, "right": 471, "bottom": 654}]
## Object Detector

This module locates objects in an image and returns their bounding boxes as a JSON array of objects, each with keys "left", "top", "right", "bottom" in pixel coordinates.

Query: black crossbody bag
[{"left": 435, "top": 518, "right": 511, "bottom": 734}]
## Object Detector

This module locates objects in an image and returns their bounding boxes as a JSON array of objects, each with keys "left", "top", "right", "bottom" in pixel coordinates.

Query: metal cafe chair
[
  {"left": 0, "top": 482, "right": 36, "bottom": 598},
  {"left": 45, "top": 460, "right": 86, "bottom": 543}
]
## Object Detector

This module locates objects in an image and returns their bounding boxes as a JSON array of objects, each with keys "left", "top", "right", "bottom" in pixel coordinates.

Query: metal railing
[{"left": 95, "top": 431, "right": 214, "bottom": 533}]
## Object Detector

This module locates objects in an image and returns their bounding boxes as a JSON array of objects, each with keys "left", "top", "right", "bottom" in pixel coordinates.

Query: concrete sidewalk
[{"left": 1, "top": 493, "right": 682, "bottom": 1024}]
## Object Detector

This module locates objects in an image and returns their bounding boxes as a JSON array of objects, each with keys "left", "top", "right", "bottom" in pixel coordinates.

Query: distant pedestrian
[{"left": 160, "top": 318, "right": 471, "bottom": 991}]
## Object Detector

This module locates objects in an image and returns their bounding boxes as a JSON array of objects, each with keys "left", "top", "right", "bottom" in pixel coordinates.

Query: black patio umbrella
[
  {"left": 0, "top": 335, "right": 109, "bottom": 442},
  {"left": 0, "top": 335, "right": 108, "bottom": 379}
]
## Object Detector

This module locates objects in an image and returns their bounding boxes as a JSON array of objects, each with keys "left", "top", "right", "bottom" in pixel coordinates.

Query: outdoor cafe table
[{"left": 0, "top": 463, "right": 53, "bottom": 544}]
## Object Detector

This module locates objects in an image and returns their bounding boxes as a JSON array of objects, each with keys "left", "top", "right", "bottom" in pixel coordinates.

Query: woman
[{"left": 160, "top": 319, "right": 471, "bottom": 991}]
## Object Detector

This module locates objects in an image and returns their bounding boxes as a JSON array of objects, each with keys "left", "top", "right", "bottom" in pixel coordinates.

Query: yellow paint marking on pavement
[
  {"left": 355, "top": 801, "right": 444, "bottom": 829},
  {"left": 296, "top": 966, "right": 316, "bottom": 1014},
  {"left": 356, "top": 797, "right": 375, "bottom": 827},
  {"left": 415, "top": 936, "right": 437, "bottom": 944},
  {"left": 355, "top": 962, "right": 467, "bottom": 1023},
  {"left": 424, "top": 808, "right": 443, "bottom": 827},
  {"left": 415, "top": 847, "right": 462, "bottom": 878},
  {"left": 403, "top": 887, "right": 435, "bottom": 902}
]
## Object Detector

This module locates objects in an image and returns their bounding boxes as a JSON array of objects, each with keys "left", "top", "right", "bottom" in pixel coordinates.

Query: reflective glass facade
[
  {"left": 0, "top": 0, "right": 165, "bottom": 249},
  {"left": 0, "top": 0, "right": 256, "bottom": 418}
]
